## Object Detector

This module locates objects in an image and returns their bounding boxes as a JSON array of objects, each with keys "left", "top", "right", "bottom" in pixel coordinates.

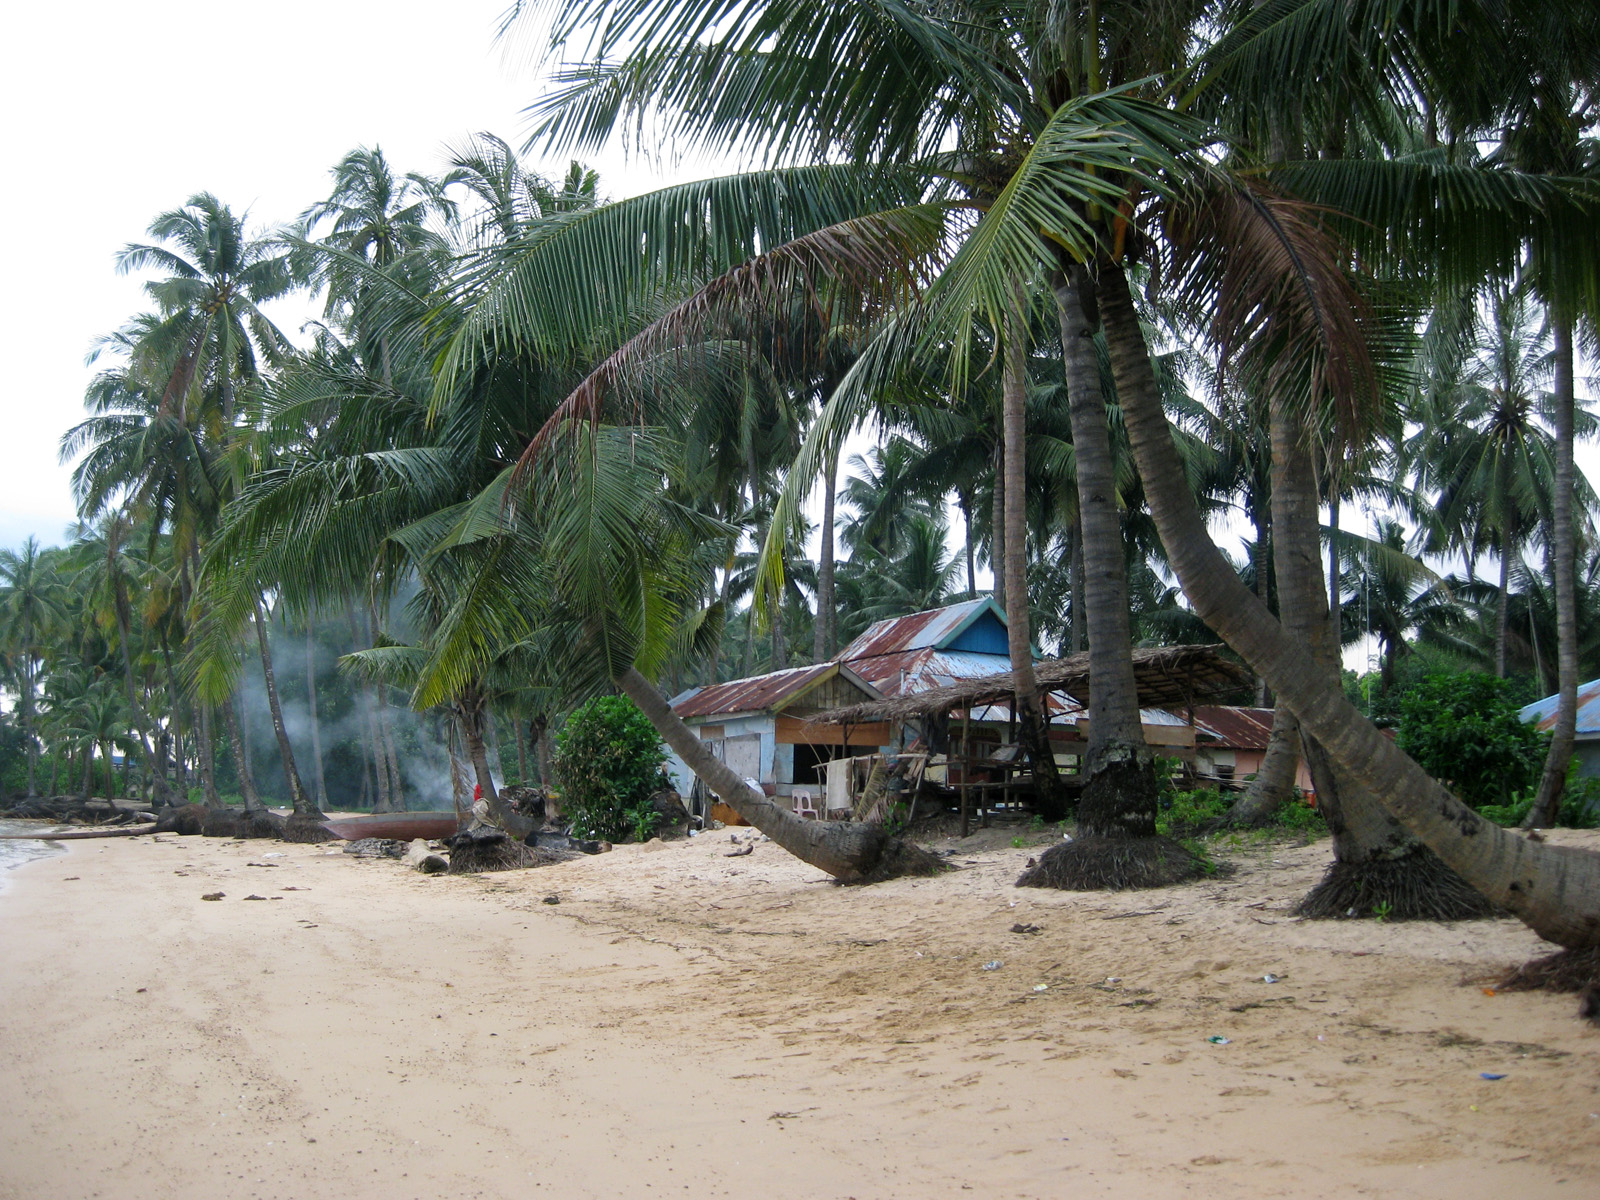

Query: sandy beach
[{"left": 2, "top": 825, "right": 1597, "bottom": 1200}]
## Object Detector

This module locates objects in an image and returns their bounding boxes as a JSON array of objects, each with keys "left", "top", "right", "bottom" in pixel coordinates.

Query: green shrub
[
  {"left": 1479, "top": 771, "right": 1600, "bottom": 829},
  {"left": 553, "top": 695, "right": 671, "bottom": 842},
  {"left": 1394, "top": 673, "right": 1547, "bottom": 810},
  {"left": 1156, "top": 787, "right": 1232, "bottom": 838}
]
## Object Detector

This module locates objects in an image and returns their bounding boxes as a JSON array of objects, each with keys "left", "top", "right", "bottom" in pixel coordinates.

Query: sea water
[{"left": 0, "top": 820, "right": 70, "bottom": 891}]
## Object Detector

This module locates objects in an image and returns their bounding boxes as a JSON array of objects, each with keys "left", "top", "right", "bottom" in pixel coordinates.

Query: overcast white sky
[{"left": 0, "top": 0, "right": 739, "bottom": 551}]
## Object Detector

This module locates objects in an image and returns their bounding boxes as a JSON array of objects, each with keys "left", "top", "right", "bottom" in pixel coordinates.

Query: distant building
[
  {"left": 1190, "top": 705, "right": 1314, "bottom": 792},
  {"left": 1520, "top": 681, "right": 1600, "bottom": 778},
  {"left": 836, "top": 596, "right": 1019, "bottom": 697},
  {"left": 664, "top": 662, "right": 888, "bottom": 809}
]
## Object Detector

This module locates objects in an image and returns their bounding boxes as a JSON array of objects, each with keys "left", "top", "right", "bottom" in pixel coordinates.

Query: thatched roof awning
[{"left": 810, "top": 644, "right": 1250, "bottom": 726}]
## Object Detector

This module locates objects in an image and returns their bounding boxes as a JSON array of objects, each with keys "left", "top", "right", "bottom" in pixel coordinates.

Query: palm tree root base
[
  {"left": 237, "top": 810, "right": 286, "bottom": 839},
  {"left": 1499, "top": 948, "right": 1600, "bottom": 1026},
  {"left": 1014, "top": 835, "right": 1209, "bottom": 891},
  {"left": 281, "top": 812, "right": 338, "bottom": 844},
  {"left": 155, "top": 803, "right": 208, "bottom": 835},
  {"left": 446, "top": 829, "right": 572, "bottom": 874},
  {"left": 844, "top": 836, "right": 949, "bottom": 885},
  {"left": 1294, "top": 847, "right": 1497, "bottom": 920}
]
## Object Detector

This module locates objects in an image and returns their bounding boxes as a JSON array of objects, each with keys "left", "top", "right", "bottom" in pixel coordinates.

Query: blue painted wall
[{"left": 947, "top": 610, "right": 1010, "bottom": 655}]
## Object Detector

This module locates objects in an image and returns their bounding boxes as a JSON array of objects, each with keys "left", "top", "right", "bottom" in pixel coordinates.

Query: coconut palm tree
[
  {"left": 0, "top": 538, "right": 66, "bottom": 796},
  {"left": 117, "top": 193, "right": 292, "bottom": 428},
  {"left": 509, "top": 0, "right": 1221, "bottom": 873}
]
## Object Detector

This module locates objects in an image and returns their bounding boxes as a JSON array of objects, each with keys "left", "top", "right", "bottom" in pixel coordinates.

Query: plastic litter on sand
[
  {"left": 981, "top": 960, "right": 1003, "bottom": 971},
  {"left": 1480, "top": 1072, "right": 1507, "bottom": 1081},
  {"left": 1207, "top": 1036, "right": 1231, "bottom": 1045}
]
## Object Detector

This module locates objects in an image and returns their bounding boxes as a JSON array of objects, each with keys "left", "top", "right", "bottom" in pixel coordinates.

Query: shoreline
[
  {"left": 0, "top": 821, "right": 71, "bottom": 891},
  {"left": 2, "top": 828, "right": 1596, "bottom": 1199}
]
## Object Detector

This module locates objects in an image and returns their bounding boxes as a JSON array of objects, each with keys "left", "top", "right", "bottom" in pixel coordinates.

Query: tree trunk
[
  {"left": 161, "top": 636, "right": 188, "bottom": 799},
  {"left": 1496, "top": 529, "right": 1512, "bottom": 678},
  {"left": 1253, "top": 504, "right": 1272, "bottom": 707},
  {"left": 1023, "top": 265, "right": 1178, "bottom": 892},
  {"left": 253, "top": 601, "right": 313, "bottom": 815},
  {"left": 304, "top": 619, "right": 329, "bottom": 810},
  {"left": 112, "top": 586, "right": 169, "bottom": 806},
  {"left": 221, "top": 698, "right": 262, "bottom": 814},
  {"left": 999, "top": 290, "right": 1067, "bottom": 820},
  {"left": 1069, "top": 511, "right": 1086, "bottom": 654},
  {"left": 459, "top": 699, "right": 499, "bottom": 806},
  {"left": 196, "top": 702, "right": 223, "bottom": 808},
  {"left": 990, "top": 443, "right": 1006, "bottom": 611},
  {"left": 960, "top": 489, "right": 977, "bottom": 598},
  {"left": 1098, "top": 261, "right": 1600, "bottom": 947},
  {"left": 1528, "top": 309, "right": 1577, "bottom": 828},
  {"left": 516, "top": 714, "right": 530, "bottom": 786},
  {"left": 614, "top": 666, "right": 941, "bottom": 882},
  {"left": 365, "top": 693, "right": 392, "bottom": 812},
  {"left": 381, "top": 698, "right": 405, "bottom": 809},
  {"left": 815, "top": 443, "right": 839, "bottom": 660},
  {"left": 1266, "top": 380, "right": 1486, "bottom": 919},
  {"left": 531, "top": 714, "right": 551, "bottom": 787},
  {"left": 21, "top": 617, "right": 37, "bottom": 797},
  {"left": 1224, "top": 701, "right": 1301, "bottom": 826},
  {"left": 1328, "top": 492, "right": 1342, "bottom": 616}
]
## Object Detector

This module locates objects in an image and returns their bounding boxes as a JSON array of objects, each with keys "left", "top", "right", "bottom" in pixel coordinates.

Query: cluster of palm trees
[{"left": 12, "top": 2, "right": 1600, "bottom": 942}]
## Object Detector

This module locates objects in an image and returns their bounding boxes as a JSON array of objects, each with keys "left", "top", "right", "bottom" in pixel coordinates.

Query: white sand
[{"left": 1, "top": 825, "right": 1597, "bottom": 1199}]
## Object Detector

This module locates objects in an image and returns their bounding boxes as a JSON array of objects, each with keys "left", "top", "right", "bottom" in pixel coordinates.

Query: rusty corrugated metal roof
[
  {"left": 670, "top": 662, "right": 881, "bottom": 721},
  {"left": 836, "top": 598, "right": 1001, "bottom": 661},
  {"left": 845, "top": 647, "right": 1014, "bottom": 697},
  {"left": 1191, "top": 706, "right": 1275, "bottom": 750},
  {"left": 1520, "top": 679, "right": 1600, "bottom": 736},
  {"left": 670, "top": 664, "right": 835, "bottom": 720}
]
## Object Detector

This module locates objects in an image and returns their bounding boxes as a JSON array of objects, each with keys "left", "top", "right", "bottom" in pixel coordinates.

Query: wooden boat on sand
[{"left": 320, "top": 812, "right": 462, "bottom": 842}]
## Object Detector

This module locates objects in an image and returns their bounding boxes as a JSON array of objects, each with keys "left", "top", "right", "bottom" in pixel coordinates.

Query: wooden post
[{"left": 960, "top": 708, "right": 971, "bottom": 838}]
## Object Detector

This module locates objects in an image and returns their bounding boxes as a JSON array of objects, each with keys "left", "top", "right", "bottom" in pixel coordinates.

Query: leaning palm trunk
[
  {"left": 1098, "top": 262, "right": 1600, "bottom": 949},
  {"left": 254, "top": 605, "right": 331, "bottom": 843},
  {"left": 996, "top": 295, "right": 1068, "bottom": 821},
  {"left": 1222, "top": 701, "right": 1301, "bottom": 827},
  {"left": 253, "top": 602, "right": 311, "bottom": 814},
  {"left": 1267, "top": 392, "right": 1490, "bottom": 920},
  {"left": 616, "top": 667, "right": 942, "bottom": 883},
  {"left": 1528, "top": 312, "right": 1578, "bottom": 828},
  {"left": 1019, "top": 266, "right": 1199, "bottom": 890}
]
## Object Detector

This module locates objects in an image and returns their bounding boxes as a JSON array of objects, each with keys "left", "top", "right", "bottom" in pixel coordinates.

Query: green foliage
[
  {"left": 1371, "top": 901, "right": 1393, "bottom": 922},
  {"left": 553, "top": 695, "right": 670, "bottom": 842},
  {"left": 1156, "top": 787, "right": 1232, "bottom": 839},
  {"left": 1180, "top": 838, "right": 1220, "bottom": 876},
  {"left": 1478, "top": 772, "right": 1600, "bottom": 829},
  {"left": 1160, "top": 784, "right": 1329, "bottom": 846},
  {"left": 0, "top": 717, "right": 33, "bottom": 796},
  {"left": 1394, "top": 673, "right": 1547, "bottom": 810}
]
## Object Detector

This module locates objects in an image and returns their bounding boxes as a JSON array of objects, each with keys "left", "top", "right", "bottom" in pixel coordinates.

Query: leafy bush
[
  {"left": 1479, "top": 771, "right": 1600, "bottom": 829},
  {"left": 553, "top": 695, "right": 670, "bottom": 842},
  {"left": 1394, "top": 673, "right": 1548, "bottom": 810},
  {"left": 1156, "top": 787, "right": 1231, "bottom": 838}
]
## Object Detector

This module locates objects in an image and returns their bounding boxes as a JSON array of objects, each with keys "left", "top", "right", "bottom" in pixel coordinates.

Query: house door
[{"left": 724, "top": 734, "right": 762, "bottom": 783}]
